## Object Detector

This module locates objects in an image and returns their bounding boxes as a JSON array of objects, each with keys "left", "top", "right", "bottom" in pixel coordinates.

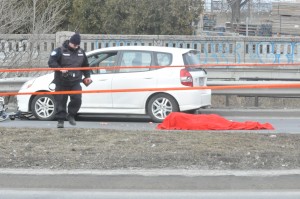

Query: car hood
[{"left": 20, "top": 73, "right": 54, "bottom": 92}]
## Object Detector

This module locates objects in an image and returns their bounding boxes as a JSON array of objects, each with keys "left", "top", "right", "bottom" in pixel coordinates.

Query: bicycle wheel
[{"left": 0, "top": 112, "right": 9, "bottom": 122}]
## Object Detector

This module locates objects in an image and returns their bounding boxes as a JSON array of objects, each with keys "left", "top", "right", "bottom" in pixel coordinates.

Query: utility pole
[
  {"left": 246, "top": 0, "right": 251, "bottom": 36},
  {"left": 33, "top": 0, "right": 37, "bottom": 33},
  {"left": 248, "top": 0, "right": 251, "bottom": 23}
]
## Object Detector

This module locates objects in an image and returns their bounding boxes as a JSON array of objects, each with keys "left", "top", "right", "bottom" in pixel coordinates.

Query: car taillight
[{"left": 180, "top": 69, "right": 193, "bottom": 87}]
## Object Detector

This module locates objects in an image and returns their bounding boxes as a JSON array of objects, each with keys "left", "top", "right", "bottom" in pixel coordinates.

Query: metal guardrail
[
  {"left": 0, "top": 77, "right": 32, "bottom": 92},
  {"left": 208, "top": 81, "right": 300, "bottom": 96},
  {"left": 0, "top": 77, "right": 300, "bottom": 98},
  {"left": 206, "top": 67, "right": 300, "bottom": 82}
]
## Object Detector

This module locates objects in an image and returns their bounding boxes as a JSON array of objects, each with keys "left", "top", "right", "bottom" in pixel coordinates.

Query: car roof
[{"left": 86, "top": 46, "right": 193, "bottom": 55}]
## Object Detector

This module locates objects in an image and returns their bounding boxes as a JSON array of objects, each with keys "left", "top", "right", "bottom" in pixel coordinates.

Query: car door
[
  {"left": 81, "top": 51, "right": 118, "bottom": 111},
  {"left": 111, "top": 50, "right": 156, "bottom": 110}
]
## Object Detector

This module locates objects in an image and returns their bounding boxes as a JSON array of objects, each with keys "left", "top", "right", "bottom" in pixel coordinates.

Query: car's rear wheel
[
  {"left": 31, "top": 95, "right": 56, "bottom": 121},
  {"left": 147, "top": 93, "right": 179, "bottom": 123}
]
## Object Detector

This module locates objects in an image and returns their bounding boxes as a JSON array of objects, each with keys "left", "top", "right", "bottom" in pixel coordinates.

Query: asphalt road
[{"left": 0, "top": 114, "right": 300, "bottom": 133}]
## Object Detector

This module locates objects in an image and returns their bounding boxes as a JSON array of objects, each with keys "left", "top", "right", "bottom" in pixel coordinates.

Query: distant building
[
  {"left": 204, "top": 0, "right": 300, "bottom": 13},
  {"left": 271, "top": 2, "right": 300, "bottom": 36}
]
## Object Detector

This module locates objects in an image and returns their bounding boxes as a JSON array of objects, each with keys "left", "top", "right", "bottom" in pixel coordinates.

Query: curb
[
  {"left": 0, "top": 169, "right": 300, "bottom": 190},
  {"left": 0, "top": 168, "right": 300, "bottom": 177}
]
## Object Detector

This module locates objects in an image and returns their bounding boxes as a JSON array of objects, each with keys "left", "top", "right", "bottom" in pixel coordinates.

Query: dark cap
[{"left": 69, "top": 33, "right": 81, "bottom": 45}]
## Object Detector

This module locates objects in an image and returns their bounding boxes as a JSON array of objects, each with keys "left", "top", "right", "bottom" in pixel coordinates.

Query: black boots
[
  {"left": 57, "top": 115, "right": 76, "bottom": 128},
  {"left": 57, "top": 120, "right": 64, "bottom": 128},
  {"left": 67, "top": 114, "right": 76, "bottom": 126}
]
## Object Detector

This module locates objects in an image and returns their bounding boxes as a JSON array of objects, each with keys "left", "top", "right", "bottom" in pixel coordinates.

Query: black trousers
[{"left": 54, "top": 83, "right": 82, "bottom": 120}]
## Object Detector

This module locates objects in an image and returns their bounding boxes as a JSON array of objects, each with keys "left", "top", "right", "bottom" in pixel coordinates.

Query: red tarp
[{"left": 157, "top": 112, "right": 274, "bottom": 130}]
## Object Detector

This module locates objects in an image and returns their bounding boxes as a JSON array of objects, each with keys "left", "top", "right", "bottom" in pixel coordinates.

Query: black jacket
[{"left": 48, "top": 40, "right": 90, "bottom": 86}]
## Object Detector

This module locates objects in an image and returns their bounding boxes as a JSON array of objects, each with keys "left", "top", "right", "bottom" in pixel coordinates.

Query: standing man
[{"left": 48, "top": 33, "right": 92, "bottom": 128}]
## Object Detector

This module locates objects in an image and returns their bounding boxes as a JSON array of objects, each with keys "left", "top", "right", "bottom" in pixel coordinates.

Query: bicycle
[{"left": 0, "top": 97, "right": 9, "bottom": 122}]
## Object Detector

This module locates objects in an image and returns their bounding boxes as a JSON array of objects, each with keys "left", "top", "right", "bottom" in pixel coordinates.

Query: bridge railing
[{"left": 1, "top": 32, "right": 300, "bottom": 69}]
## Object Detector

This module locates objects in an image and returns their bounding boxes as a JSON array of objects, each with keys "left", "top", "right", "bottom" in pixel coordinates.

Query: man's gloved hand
[{"left": 83, "top": 77, "right": 93, "bottom": 86}]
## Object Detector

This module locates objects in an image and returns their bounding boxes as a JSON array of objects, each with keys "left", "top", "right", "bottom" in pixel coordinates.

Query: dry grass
[{"left": 0, "top": 127, "right": 299, "bottom": 170}]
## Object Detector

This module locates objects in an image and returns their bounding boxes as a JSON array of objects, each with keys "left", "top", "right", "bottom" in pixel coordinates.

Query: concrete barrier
[{"left": 1, "top": 32, "right": 300, "bottom": 69}]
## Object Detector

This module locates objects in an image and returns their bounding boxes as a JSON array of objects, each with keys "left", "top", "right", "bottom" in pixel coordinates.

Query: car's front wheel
[
  {"left": 147, "top": 93, "right": 179, "bottom": 123},
  {"left": 31, "top": 95, "right": 56, "bottom": 121}
]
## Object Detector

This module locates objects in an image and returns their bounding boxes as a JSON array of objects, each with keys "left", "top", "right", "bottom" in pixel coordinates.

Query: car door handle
[
  {"left": 98, "top": 79, "right": 109, "bottom": 81},
  {"left": 144, "top": 77, "right": 153, "bottom": 79}
]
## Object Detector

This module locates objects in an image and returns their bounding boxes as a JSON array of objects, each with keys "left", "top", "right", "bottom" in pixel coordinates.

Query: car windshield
[
  {"left": 88, "top": 53, "right": 117, "bottom": 67},
  {"left": 88, "top": 52, "right": 118, "bottom": 74},
  {"left": 183, "top": 50, "right": 201, "bottom": 66}
]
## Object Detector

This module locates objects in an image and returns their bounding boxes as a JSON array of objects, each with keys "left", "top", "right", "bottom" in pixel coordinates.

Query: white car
[{"left": 17, "top": 46, "right": 211, "bottom": 122}]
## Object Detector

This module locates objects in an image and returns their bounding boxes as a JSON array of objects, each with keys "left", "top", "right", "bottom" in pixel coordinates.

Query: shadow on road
[{"left": 76, "top": 114, "right": 153, "bottom": 123}]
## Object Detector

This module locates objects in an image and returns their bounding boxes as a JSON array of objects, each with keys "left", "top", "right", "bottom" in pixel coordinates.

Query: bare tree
[
  {"left": 0, "top": 0, "right": 69, "bottom": 78},
  {"left": 227, "top": 0, "right": 249, "bottom": 26},
  {"left": 0, "top": 0, "right": 32, "bottom": 34},
  {"left": 32, "top": 0, "right": 69, "bottom": 34},
  {"left": 0, "top": 0, "right": 69, "bottom": 34}
]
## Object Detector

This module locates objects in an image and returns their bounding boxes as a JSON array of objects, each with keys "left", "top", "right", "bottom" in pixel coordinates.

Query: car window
[
  {"left": 119, "top": 51, "right": 151, "bottom": 73},
  {"left": 156, "top": 52, "right": 172, "bottom": 66},
  {"left": 88, "top": 52, "right": 118, "bottom": 74},
  {"left": 183, "top": 50, "right": 201, "bottom": 66}
]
